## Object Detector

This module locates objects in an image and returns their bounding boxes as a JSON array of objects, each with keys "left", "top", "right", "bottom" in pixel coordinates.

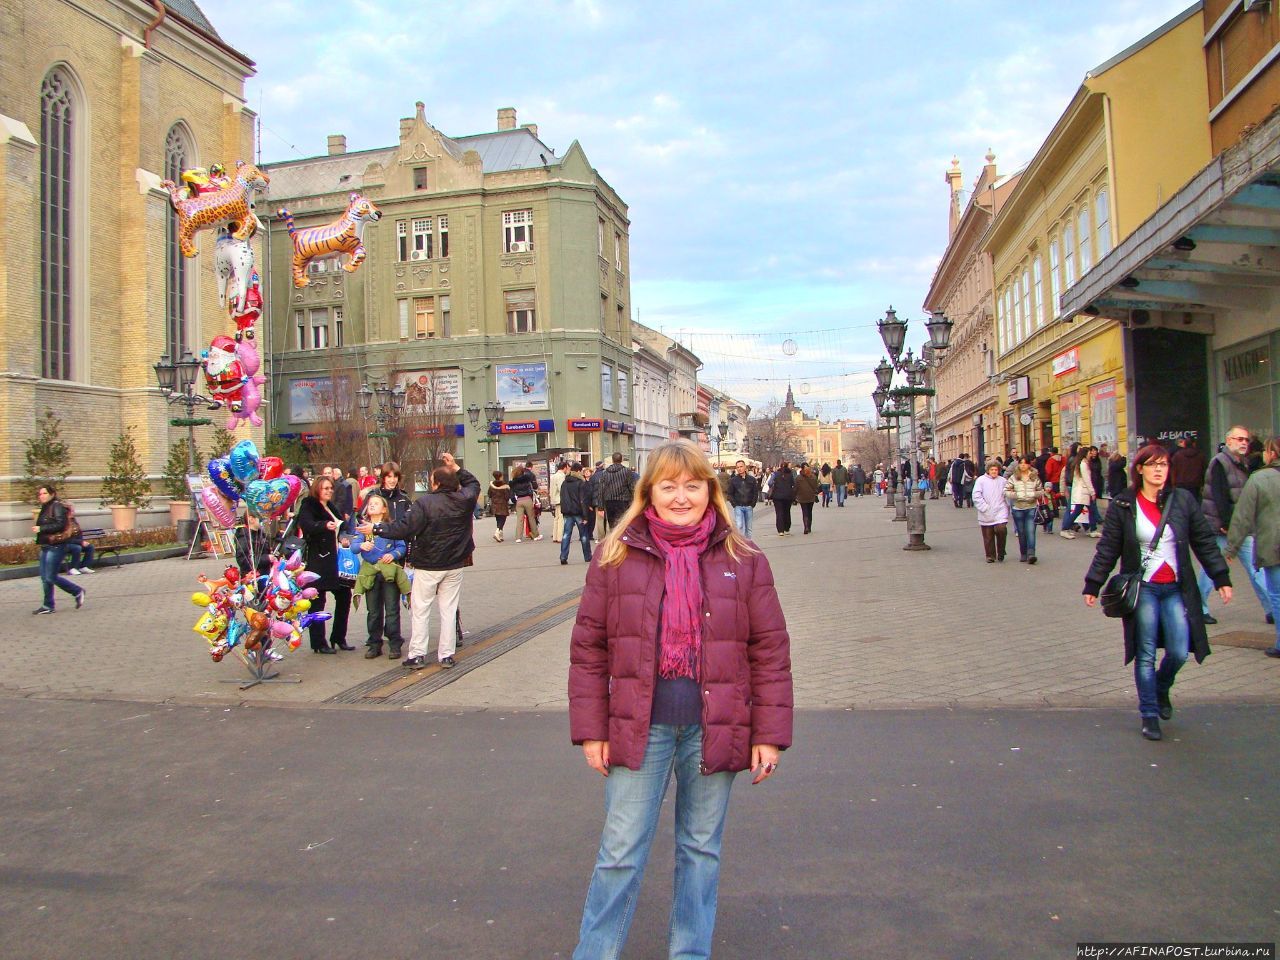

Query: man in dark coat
[
  {"left": 360, "top": 453, "right": 479, "bottom": 670},
  {"left": 1170, "top": 437, "right": 1208, "bottom": 497},
  {"left": 597, "top": 452, "right": 637, "bottom": 530},
  {"left": 558, "top": 462, "right": 592, "bottom": 565}
]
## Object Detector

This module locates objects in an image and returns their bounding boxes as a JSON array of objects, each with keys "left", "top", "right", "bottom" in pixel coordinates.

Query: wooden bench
[{"left": 79, "top": 528, "right": 137, "bottom": 568}]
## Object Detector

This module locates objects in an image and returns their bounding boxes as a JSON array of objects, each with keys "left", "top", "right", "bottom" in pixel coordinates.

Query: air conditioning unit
[
  {"left": 509, "top": 241, "right": 529, "bottom": 253},
  {"left": 410, "top": 250, "right": 427, "bottom": 261}
]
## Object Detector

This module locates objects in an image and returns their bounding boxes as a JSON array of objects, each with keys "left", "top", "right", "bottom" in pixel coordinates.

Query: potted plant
[
  {"left": 162, "top": 437, "right": 204, "bottom": 523},
  {"left": 100, "top": 426, "right": 152, "bottom": 531},
  {"left": 21, "top": 408, "right": 71, "bottom": 515}
]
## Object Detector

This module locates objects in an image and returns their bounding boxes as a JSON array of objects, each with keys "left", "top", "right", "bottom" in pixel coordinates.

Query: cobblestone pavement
[{"left": 3, "top": 495, "right": 1276, "bottom": 711}]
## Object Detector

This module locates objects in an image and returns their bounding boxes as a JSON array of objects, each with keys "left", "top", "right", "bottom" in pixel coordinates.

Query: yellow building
[
  {"left": 987, "top": 3, "right": 1210, "bottom": 459},
  {"left": 0, "top": 0, "right": 256, "bottom": 534}
]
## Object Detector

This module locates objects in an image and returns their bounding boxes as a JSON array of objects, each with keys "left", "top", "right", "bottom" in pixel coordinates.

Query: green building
[{"left": 261, "top": 103, "right": 634, "bottom": 480}]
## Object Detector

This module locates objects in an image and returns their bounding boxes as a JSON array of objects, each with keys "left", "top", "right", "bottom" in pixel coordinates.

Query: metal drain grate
[{"left": 324, "top": 588, "right": 582, "bottom": 705}]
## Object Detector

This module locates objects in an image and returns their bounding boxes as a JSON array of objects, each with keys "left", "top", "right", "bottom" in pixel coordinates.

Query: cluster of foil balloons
[
  {"left": 162, "top": 159, "right": 270, "bottom": 429},
  {"left": 200, "top": 439, "right": 303, "bottom": 529},
  {"left": 191, "top": 553, "right": 330, "bottom": 664}
]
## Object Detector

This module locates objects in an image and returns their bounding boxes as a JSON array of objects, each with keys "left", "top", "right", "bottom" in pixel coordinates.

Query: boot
[
  {"left": 364, "top": 645, "right": 382, "bottom": 659},
  {"left": 388, "top": 644, "right": 402, "bottom": 660},
  {"left": 1141, "top": 717, "right": 1162, "bottom": 741}
]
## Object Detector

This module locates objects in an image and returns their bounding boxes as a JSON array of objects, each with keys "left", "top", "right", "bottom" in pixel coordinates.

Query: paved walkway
[{"left": 3, "top": 495, "right": 1276, "bottom": 711}]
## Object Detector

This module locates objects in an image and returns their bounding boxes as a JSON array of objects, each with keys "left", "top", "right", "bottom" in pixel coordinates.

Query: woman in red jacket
[{"left": 568, "top": 439, "right": 793, "bottom": 959}]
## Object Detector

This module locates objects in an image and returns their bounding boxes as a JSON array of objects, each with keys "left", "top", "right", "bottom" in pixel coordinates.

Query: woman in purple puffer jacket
[{"left": 568, "top": 439, "right": 793, "bottom": 960}]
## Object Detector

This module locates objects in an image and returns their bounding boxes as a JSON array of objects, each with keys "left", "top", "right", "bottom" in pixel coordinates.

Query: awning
[{"left": 1060, "top": 105, "right": 1280, "bottom": 319}]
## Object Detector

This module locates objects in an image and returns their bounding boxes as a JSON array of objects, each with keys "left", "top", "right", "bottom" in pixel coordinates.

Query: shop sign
[
  {"left": 1052, "top": 348, "right": 1080, "bottom": 377},
  {"left": 1007, "top": 376, "right": 1031, "bottom": 402},
  {"left": 408, "top": 424, "right": 465, "bottom": 439},
  {"left": 301, "top": 432, "right": 328, "bottom": 443},
  {"left": 568, "top": 418, "right": 603, "bottom": 432},
  {"left": 603, "top": 419, "right": 624, "bottom": 433},
  {"left": 499, "top": 419, "right": 554, "bottom": 434},
  {"left": 622, "top": 423, "right": 637, "bottom": 435}
]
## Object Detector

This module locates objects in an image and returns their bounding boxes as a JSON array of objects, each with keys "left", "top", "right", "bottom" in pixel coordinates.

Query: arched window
[
  {"left": 40, "top": 68, "right": 77, "bottom": 380},
  {"left": 164, "top": 124, "right": 194, "bottom": 356}
]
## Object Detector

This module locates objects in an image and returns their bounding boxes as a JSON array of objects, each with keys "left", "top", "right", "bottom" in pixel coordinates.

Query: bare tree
[
  {"left": 745, "top": 400, "right": 804, "bottom": 468},
  {"left": 307, "top": 350, "right": 367, "bottom": 474},
  {"left": 387, "top": 359, "right": 462, "bottom": 493},
  {"left": 843, "top": 426, "right": 894, "bottom": 470}
]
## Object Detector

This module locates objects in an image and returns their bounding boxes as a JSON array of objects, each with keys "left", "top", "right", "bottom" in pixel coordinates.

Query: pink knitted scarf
[{"left": 643, "top": 506, "right": 717, "bottom": 681}]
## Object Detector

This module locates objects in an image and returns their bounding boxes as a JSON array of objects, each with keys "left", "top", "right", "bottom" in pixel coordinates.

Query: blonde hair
[
  {"left": 598, "top": 439, "right": 755, "bottom": 567},
  {"left": 362, "top": 494, "right": 389, "bottom": 522}
]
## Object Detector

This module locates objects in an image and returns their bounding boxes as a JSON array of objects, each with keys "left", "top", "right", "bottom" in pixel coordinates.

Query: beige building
[
  {"left": 0, "top": 0, "right": 256, "bottom": 535},
  {"left": 923, "top": 154, "right": 1020, "bottom": 462}
]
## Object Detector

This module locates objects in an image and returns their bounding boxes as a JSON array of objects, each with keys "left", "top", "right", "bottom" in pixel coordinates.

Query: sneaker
[
  {"left": 79, "top": 566, "right": 95, "bottom": 574},
  {"left": 403, "top": 656, "right": 428, "bottom": 670},
  {"left": 440, "top": 655, "right": 457, "bottom": 668},
  {"left": 364, "top": 646, "right": 382, "bottom": 659},
  {"left": 32, "top": 606, "right": 53, "bottom": 615},
  {"left": 1087, "top": 531, "right": 1102, "bottom": 539},
  {"left": 492, "top": 530, "right": 501, "bottom": 542},
  {"left": 534, "top": 535, "right": 544, "bottom": 541},
  {"left": 75, "top": 591, "right": 85, "bottom": 610},
  {"left": 514, "top": 538, "right": 523, "bottom": 543},
  {"left": 1059, "top": 531, "right": 1076, "bottom": 539},
  {"left": 66, "top": 568, "right": 81, "bottom": 576},
  {"left": 388, "top": 647, "right": 402, "bottom": 660}
]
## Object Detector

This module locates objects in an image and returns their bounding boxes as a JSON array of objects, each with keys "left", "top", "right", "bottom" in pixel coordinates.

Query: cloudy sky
[{"left": 204, "top": 0, "right": 1193, "bottom": 420}]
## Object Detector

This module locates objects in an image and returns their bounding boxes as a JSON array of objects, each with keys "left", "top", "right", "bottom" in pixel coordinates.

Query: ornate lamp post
[
  {"left": 470, "top": 399, "right": 506, "bottom": 473},
  {"left": 871, "top": 307, "right": 953, "bottom": 550},
  {"left": 155, "top": 350, "right": 220, "bottom": 547},
  {"left": 359, "top": 380, "right": 406, "bottom": 465}
]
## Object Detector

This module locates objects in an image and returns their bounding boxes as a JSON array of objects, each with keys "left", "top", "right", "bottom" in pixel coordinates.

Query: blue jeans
[
  {"left": 1133, "top": 580, "right": 1190, "bottom": 718},
  {"left": 65, "top": 542, "right": 95, "bottom": 569},
  {"left": 1196, "top": 535, "right": 1271, "bottom": 617},
  {"left": 835, "top": 484, "right": 846, "bottom": 506},
  {"left": 574, "top": 724, "right": 736, "bottom": 960},
  {"left": 39, "top": 545, "right": 80, "bottom": 608},
  {"left": 1011, "top": 507, "right": 1037, "bottom": 558},
  {"left": 561, "top": 515, "right": 592, "bottom": 562},
  {"left": 1264, "top": 565, "right": 1280, "bottom": 652},
  {"left": 1064, "top": 500, "right": 1099, "bottom": 532},
  {"left": 732, "top": 505, "right": 753, "bottom": 539}
]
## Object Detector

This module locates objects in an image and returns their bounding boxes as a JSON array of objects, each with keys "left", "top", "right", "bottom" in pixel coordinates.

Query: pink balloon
[
  {"left": 299, "top": 587, "right": 319, "bottom": 600},
  {"left": 285, "top": 550, "right": 303, "bottom": 570},
  {"left": 227, "top": 341, "right": 266, "bottom": 430},
  {"left": 201, "top": 485, "right": 236, "bottom": 527},
  {"left": 296, "top": 571, "right": 320, "bottom": 586},
  {"left": 270, "top": 620, "right": 295, "bottom": 639}
]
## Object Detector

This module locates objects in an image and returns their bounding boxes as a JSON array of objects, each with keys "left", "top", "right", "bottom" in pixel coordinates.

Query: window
[
  {"left": 1077, "top": 205, "right": 1092, "bottom": 274},
  {"left": 308, "top": 259, "right": 328, "bottom": 275},
  {"left": 1063, "top": 221, "right": 1075, "bottom": 286},
  {"left": 41, "top": 68, "right": 77, "bottom": 380},
  {"left": 411, "top": 219, "right": 432, "bottom": 260},
  {"left": 1095, "top": 189, "right": 1111, "bottom": 258},
  {"left": 1019, "top": 270, "right": 1030, "bottom": 343},
  {"left": 505, "top": 289, "right": 536, "bottom": 333},
  {"left": 164, "top": 124, "right": 192, "bottom": 358},
  {"left": 598, "top": 217, "right": 605, "bottom": 255},
  {"left": 602, "top": 363, "right": 614, "bottom": 411},
  {"left": 310, "top": 308, "right": 329, "bottom": 349},
  {"left": 414, "top": 296, "right": 435, "bottom": 339},
  {"left": 806, "top": 439, "right": 814, "bottom": 454},
  {"left": 616, "top": 304, "right": 625, "bottom": 343},
  {"left": 615, "top": 232, "right": 623, "bottom": 271},
  {"left": 438, "top": 215, "right": 449, "bottom": 258},
  {"left": 994, "top": 286, "right": 1004, "bottom": 352},
  {"left": 1048, "top": 240, "right": 1061, "bottom": 319},
  {"left": 1032, "top": 257, "right": 1044, "bottom": 328},
  {"left": 439, "top": 295, "right": 451, "bottom": 338},
  {"left": 618, "top": 368, "right": 629, "bottom": 415},
  {"left": 503, "top": 209, "right": 533, "bottom": 253},
  {"left": 823, "top": 439, "right": 832, "bottom": 454},
  {"left": 334, "top": 307, "right": 344, "bottom": 347},
  {"left": 600, "top": 294, "right": 608, "bottom": 332},
  {"left": 295, "top": 310, "right": 306, "bottom": 351},
  {"left": 397, "top": 221, "right": 409, "bottom": 262},
  {"left": 413, "top": 167, "right": 428, "bottom": 190}
]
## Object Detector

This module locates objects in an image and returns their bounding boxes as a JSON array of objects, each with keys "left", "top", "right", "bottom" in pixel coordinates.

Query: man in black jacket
[
  {"left": 727, "top": 460, "right": 761, "bottom": 538},
  {"left": 597, "top": 452, "right": 636, "bottom": 530},
  {"left": 359, "top": 453, "right": 479, "bottom": 670},
  {"left": 558, "top": 462, "right": 592, "bottom": 565}
]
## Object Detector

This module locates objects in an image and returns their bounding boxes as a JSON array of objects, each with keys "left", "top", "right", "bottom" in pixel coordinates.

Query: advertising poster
[
  {"left": 496, "top": 361, "right": 549, "bottom": 412},
  {"left": 289, "top": 376, "right": 350, "bottom": 423},
  {"left": 395, "top": 368, "right": 462, "bottom": 415}
]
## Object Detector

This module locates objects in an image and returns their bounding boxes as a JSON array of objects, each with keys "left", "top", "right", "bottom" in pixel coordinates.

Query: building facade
[
  {"left": 261, "top": 103, "right": 634, "bottom": 480},
  {"left": 987, "top": 4, "right": 1211, "bottom": 459},
  {"left": 924, "top": 153, "right": 1019, "bottom": 463},
  {"left": 0, "top": 0, "right": 256, "bottom": 535}
]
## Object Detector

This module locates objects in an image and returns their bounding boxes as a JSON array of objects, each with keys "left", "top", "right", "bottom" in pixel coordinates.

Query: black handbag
[{"left": 1099, "top": 494, "right": 1174, "bottom": 619}]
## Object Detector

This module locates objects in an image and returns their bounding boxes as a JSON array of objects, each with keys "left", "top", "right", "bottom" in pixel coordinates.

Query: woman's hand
[
  {"left": 582, "top": 740, "right": 610, "bottom": 777},
  {"left": 325, "top": 520, "right": 338, "bottom": 532},
  {"left": 1219, "top": 586, "right": 1233, "bottom": 605},
  {"left": 1084, "top": 595, "right": 1097, "bottom": 607},
  {"left": 750, "top": 744, "right": 780, "bottom": 785}
]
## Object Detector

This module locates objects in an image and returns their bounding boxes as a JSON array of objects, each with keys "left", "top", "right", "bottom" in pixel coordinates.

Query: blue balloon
[
  {"left": 228, "top": 439, "right": 261, "bottom": 483},
  {"left": 207, "top": 457, "right": 242, "bottom": 502}
]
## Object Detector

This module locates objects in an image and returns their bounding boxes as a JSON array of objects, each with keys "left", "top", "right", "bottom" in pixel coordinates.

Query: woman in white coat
[
  {"left": 1061, "top": 447, "right": 1101, "bottom": 539},
  {"left": 972, "top": 459, "right": 1011, "bottom": 563}
]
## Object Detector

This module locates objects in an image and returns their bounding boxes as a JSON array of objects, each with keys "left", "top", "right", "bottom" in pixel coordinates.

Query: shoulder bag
[
  {"left": 1099, "top": 494, "right": 1174, "bottom": 619},
  {"left": 47, "top": 502, "right": 81, "bottom": 545}
]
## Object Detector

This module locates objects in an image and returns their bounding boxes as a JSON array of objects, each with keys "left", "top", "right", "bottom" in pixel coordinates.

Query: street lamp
[
  {"left": 154, "top": 350, "right": 221, "bottom": 549},
  {"left": 474, "top": 399, "right": 505, "bottom": 472},
  {"left": 361, "top": 380, "right": 404, "bottom": 465},
  {"left": 870, "top": 307, "right": 951, "bottom": 550}
]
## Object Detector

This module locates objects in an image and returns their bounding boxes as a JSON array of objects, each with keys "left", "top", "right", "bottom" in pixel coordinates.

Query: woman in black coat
[
  {"left": 296, "top": 476, "right": 354, "bottom": 653},
  {"left": 1083, "top": 444, "right": 1232, "bottom": 741},
  {"left": 768, "top": 462, "right": 796, "bottom": 536}
]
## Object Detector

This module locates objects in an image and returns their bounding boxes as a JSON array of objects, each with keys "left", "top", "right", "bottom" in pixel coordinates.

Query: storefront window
[
  {"left": 1059, "top": 391, "right": 1081, "bottom": 446},
  {"left": 1090, "top": 379, "right": 1117, "bottom": 449},
  {"left": 1217, "top": 335, "right": 1276, "bottom": 440}
]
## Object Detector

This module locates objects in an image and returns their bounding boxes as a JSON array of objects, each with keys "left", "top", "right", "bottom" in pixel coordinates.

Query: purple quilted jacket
[{"left": 568, "top": 513, "right": 793, "bottom": 774}]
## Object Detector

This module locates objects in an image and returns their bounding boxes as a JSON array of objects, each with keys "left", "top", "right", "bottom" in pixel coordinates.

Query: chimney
[
  {"left": 521, "top": 122, "right": 538, "bottom": 139},
  {"left": 497, "top": 107, "right": 517, "bottom": 130},
  {"left": 945, "top": 156, "right": 964, "bottom": 239},
  {"left": 327, "top": 134, "right": 347, "bottom": 156}
]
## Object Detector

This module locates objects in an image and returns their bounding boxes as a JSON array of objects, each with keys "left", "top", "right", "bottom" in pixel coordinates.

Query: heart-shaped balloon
[
  {"left": 243, "top": 476, "right": 301, "bottom": 519},
  {"left": 258, "top": 456, "right": 284, "bottom": 481},
  {"left": 270, "top": 620, "right": 296, "bottom": 639},
  {"left": 201, "top": 485, "right": 237, "bottom": 527},
  {"left": 228, "top": 439, "right": 261, "bottom": 483},
  {"left": 207, "top": 458, "right": 242, "bottom": 502}
]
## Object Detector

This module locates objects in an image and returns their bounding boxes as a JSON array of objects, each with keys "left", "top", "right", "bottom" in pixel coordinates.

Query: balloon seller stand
[{"left": 220, "top": 648, "right": 301, "bottom": 690}]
